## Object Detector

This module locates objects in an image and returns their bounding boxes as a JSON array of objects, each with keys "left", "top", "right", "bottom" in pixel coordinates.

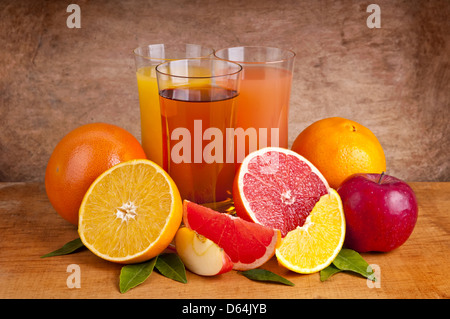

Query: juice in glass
[
  {"left": 160, "top": 86, "right": 237, "bottom": 203},
  {"left": 214, "top": 46, "right": 295, "bottom": 163},
  {"left": 156, "top": 58, "right": 242, "bottom": 204},
  {"left": 135, "top": 66, "right": 161, "bottom": 166},
  {"left": 133, "top": 44, "right": 213, "bottom": 168}
]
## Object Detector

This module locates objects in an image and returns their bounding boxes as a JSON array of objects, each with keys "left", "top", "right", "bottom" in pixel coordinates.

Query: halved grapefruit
[
  {"left": 182, "top": 200, "right": 281, "bottom": 271},
  {"left": 233, "top": 147, "right": 330, "bottom": 237}
]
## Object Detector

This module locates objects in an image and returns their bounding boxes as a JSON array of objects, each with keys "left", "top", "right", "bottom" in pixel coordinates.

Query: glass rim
[
  {"left": 155, "top": 58, "right": 243, "bottom": 79},
  {"left": 214, "top": 45, "right": 296, "bottom": 65},
  {"left": 132, "top": 44, "right": 214, "bottom": 62}
]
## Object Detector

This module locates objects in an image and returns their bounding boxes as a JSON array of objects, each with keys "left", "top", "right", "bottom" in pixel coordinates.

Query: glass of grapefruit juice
[
  {"left": 156, "top": 58, "right": 242, "bottom": 204},
  {"left": 133, "top": 44, "right": 213, "bottom": 168},
  {"left": 214, "top": 46, "right": 295, "bottom": 164}
]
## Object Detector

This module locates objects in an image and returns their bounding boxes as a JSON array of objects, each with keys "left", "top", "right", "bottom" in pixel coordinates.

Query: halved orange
[
  {"left": 275, "top": 189, "right": 345, "bottom": 273},
  {"left": 78, "top": 159, "right": 182, "bottom": 264}
]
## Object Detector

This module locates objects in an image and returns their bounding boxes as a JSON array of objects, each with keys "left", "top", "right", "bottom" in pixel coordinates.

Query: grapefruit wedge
[
  {"left": 183, "top": 200, "right": 281, "bottom": 271},
  {"left": 233, "top": 147, "right": 330, "bottom": 237}
]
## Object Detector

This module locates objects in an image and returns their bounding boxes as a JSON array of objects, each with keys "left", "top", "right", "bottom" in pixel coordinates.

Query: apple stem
[{"left": 378, "top": 171, "right": 385, "bottom": 184}]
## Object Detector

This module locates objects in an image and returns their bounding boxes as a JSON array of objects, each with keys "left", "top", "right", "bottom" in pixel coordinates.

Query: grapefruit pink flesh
[
  {"left": 183, "top": 200, "right": 281, "bottom": 271},
  {"left": 234, "top": 147, "right": 330, "bottom": 237}
]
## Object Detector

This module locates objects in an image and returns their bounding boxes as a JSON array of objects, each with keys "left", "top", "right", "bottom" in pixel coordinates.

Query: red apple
[{"left": 337, "top": 173, "right": 418, "bottom": 252}]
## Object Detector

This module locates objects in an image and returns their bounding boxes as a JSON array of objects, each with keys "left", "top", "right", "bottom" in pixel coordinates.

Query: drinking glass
[
  {"left": 156, "top": 58, "right": 242, "bottom": 204},
  {"left": 133, "top": 44, "right": 213, "bottom": 168},
  {"left": 214, "top": 46, "right": 295, "bottom": 163}
]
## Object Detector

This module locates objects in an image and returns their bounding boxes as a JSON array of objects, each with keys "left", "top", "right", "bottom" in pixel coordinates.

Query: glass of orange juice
[
  {"left": 214, "top": 46, "right": 295, "bottom": 163},
  {"left": 156, "top": 58, "right": 242, "bottom": 204},
  {"left": 133, "top": 44, "right": 213, "bottom": 168}
]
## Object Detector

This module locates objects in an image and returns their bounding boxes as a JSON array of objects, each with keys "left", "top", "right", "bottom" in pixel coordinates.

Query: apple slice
[{"left": 175, "top": 227, "right": 233, "bottom": 276}]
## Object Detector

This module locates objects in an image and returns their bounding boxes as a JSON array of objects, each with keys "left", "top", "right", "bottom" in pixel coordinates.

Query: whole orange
[
  {"left": 45, "top": 123, "right": 147, "bottom": 225},
  {"left": 291, "top": 117, "right": 386, "bottom": 189}
]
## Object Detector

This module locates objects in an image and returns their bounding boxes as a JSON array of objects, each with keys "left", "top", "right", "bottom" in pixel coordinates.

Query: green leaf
[
  {"left": 119, "top": 258, "right": 157, "bottom": 293},
  {"left": 40, "top": 238, "right": 85, "bottom": 258},
  {"left": 320, "top": 263, "right": 343, "bottom": 281},
  {"left": 239, "top": 269, "right": 295, "bottom": 286},
  {"left": 155, "top": 253, "right": 187, "bottom": 283},
  {"left": 331, "top": 248, "right": 375, "bottom": 280}
]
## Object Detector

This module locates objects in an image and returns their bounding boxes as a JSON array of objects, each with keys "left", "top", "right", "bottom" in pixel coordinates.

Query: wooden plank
[{"left": 0, "top": 182, "right": 449, "bottom": 299}]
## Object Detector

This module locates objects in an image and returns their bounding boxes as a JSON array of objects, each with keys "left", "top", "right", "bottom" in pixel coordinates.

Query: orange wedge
[
  {"left": 78, "top": 159, "right": 182, "bottom": 264},
  {"left": 275, "top": 189, "right": 345, "bottom": 273}
]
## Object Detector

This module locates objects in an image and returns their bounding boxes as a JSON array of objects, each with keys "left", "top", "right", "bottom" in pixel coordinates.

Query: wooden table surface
[{"left": 0, "top": 182, "right": 448, "bottom": 299}]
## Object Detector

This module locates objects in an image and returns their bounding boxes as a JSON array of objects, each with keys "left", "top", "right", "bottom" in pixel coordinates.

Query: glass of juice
[
  {"left": 156, "top": 58, "right": 242, "bottom": 204},
  {"left": 214, "top": 46, "right": 295, "bottom": 163},
  {"left": 133, "top": 44, "right": 213, "bottom": 168}
]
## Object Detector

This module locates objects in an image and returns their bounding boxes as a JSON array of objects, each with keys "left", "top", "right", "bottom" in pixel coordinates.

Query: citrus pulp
[
  {"left": 233, "top": 147, "right": 330, "bottom": 237},
  {"left": 78, "top": 159, "right": 182, "bottom": 264},
  {"left": 276, "top": 189, "right": 345, "bottom": 273},
  {"left": 183, "top": 200, "right": 280, "bottom": 271}
]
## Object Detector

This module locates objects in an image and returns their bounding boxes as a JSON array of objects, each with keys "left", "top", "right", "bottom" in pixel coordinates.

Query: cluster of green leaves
[
  {"left": 41, "top": 238, "right": 374, "bottom": 293},
  {"left": 119, "top": 253, "right": 187, "bottom": 293}
]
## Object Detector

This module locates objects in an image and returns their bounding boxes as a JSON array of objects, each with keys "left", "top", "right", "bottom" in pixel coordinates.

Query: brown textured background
[{"left": 0, "top": 0, "right": 449, "bottom": 182}]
